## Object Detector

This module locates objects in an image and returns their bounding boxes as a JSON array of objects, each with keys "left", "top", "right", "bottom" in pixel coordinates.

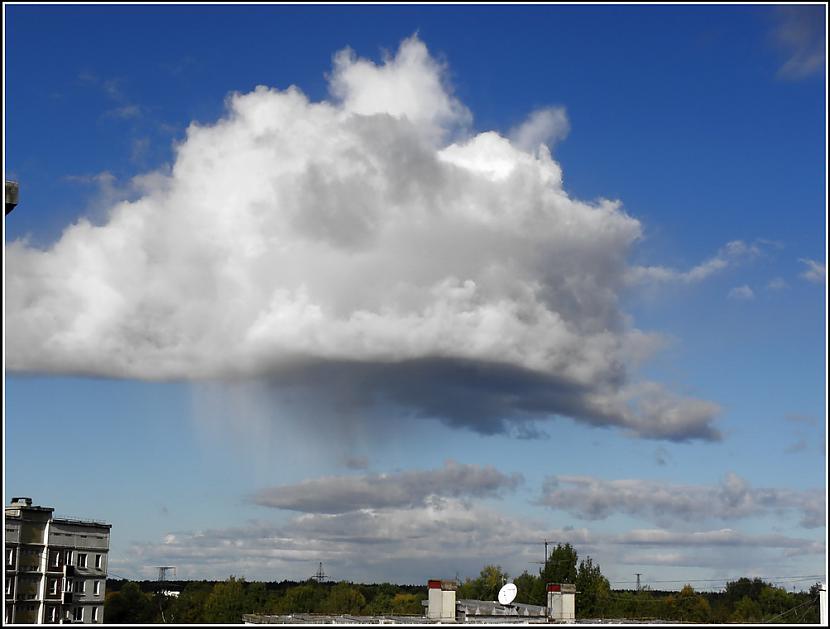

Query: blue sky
[{"left": 4, "top": 4, "right": 826, "bottom": 590}]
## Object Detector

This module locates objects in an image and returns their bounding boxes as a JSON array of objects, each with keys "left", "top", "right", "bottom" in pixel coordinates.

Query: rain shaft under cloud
[{"left": 6, "top": 36, "right": 721, "bottom": 441}]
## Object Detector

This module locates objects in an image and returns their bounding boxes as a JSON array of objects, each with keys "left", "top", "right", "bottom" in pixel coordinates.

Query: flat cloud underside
[
  {"left": 6, "top": 36, "right": 722, "bottom": 441},
  {"left": 240, "top": 357, "right": 720, "bottom": 441}
]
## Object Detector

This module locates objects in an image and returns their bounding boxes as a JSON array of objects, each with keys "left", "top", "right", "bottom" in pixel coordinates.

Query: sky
[{"left": 3, "top": 4, "right": 827, "bottom": 592}]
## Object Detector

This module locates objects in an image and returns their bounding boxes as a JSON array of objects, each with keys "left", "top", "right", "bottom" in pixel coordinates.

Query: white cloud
[
  {"left": 538, "top": 473, "right": 825, "bottom": 529},
  {"left": 799, "top": 258, "right": 826, "bottom": 284},
  {"left": 626, "top": 240, "right": 762, "bottom": 286},
  {"left": 6, "top": 36, "right": 721, "bottom": 441},
  {"left": 117, "top": 500, "right": 824, "bottom": 583},
  {"left": 509, "top": 107, "right": 570, "bottom": 153},
  {"left": 728, "top": 285, "right": 754, "bottom": 300}
]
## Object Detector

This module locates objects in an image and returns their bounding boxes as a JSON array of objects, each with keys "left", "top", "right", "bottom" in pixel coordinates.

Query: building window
[
  {"left": 50, "top": 607, "right": 58, "bottom": 623},
  {"left": 95, "top": 554, "right": 103, "bottom": 569},
  {"left": 74, "top": 607, "right": 83, "bottom": 622},
  {"left": 77, "top": 553, "right": 87, "bottom": 568},
  {"left": 64, "top": 550, "right": 73, "bottom": 566},
  {"left": 94, "top": 581, "right": 100, "bottom": 596},
  {"left": 5, "top": 577, "right": 12, "bottom": 595},
  {"left": 93, "top": 607, "right": 99, "bottom": 622},
  {"left": 49, "top": 579, "right": 58, "bottom": 595},
  {"left": 64, "top": 579, "right": 73, "bottom": 593},
  {"left": 51, "top": 551, "right": 61, "bottom": 567},
  {"left": 77, "top": 580, "right": 86, "bottom": 594}
]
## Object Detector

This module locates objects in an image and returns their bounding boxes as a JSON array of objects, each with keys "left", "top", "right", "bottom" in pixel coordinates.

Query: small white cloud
[
  {"left": 510, "top": 107, "right": 570, "bottom": 153},
  {"left": 799, "top": 258, "right": 826, "bottom": 284},
  {"left": 766, "top": 277, "right": 788, "bottom": 290},
  {"left": 626, "top": 240, "right": 764, "bottom": 286},
  {"left": 728, "top": 285, "right": 754, "bottom": 300},
  {"left": 105, "top": 104, "right": 143, "bottom": 119}
]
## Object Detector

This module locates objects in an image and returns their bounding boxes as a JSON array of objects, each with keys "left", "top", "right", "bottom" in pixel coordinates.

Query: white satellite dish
[{"left": 498, "top": 582, "right": 517, "bottom": 605}]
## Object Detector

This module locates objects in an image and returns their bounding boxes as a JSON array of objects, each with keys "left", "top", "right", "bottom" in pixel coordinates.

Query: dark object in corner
[{"left": 6, "top": 180, "right": 19, "bottom": 214}]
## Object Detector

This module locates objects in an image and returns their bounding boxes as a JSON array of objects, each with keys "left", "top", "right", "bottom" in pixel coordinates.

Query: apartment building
[{"left": 5, "top": 497, "right": 111, "bottom": 624}]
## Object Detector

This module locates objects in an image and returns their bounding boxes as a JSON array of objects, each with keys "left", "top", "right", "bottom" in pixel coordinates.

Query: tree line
[
  {"left": 104, "top": 578, "right": 425, "bottom": 623},
  {"left": 104, "top": 544, "right": 822, "bottom": 623}
]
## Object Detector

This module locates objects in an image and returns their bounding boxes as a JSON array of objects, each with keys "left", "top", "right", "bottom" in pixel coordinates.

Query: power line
[{"left": 761, "top": 595, "right": 819, "bottom": 624}]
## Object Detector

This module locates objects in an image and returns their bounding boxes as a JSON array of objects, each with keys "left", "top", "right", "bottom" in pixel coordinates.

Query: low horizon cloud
[
  {"left": 7, "top": 35, "right": 724, "bottom": 442},
  {"left": 117, "top": 496, "right": 824, "bottom": 583},
  {"left": 538, "top": 473, "right": 825, "bottom": 529}
]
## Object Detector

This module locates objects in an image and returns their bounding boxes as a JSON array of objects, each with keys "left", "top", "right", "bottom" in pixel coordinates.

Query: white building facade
[{"left": 5, "top": 497, "right": 111, "bottom": 624}]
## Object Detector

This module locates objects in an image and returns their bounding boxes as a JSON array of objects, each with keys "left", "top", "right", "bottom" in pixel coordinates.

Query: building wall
[{"left": 5, "top": 500, "right": 110, "bottom": 624}]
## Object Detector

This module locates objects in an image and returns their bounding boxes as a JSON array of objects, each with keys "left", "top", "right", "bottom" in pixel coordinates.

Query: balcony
[{"left": 62, "top": 592, "right": 84, "bottom": 605}]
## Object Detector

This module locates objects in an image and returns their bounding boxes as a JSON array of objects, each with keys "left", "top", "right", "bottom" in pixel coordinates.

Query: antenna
[
  {"left": 498, "top": 582, "right": 517, "bottom": 606},
  {"left": 635, "top": 573, "right": 642, "bottom": 591},
  {"left": 312, "top": 562, "right": 328, "bottom": 582}
]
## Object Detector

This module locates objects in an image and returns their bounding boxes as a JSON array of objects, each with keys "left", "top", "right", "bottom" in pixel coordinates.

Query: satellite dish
[{"left": 498, "top": 582, "right": 517, "bottom": 605}]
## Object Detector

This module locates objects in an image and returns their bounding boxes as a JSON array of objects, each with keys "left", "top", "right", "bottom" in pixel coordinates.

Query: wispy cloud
[
  {"left": 509, "top": 107, "right": 570, "bottom": 153},
  {"left": 626, "top": 240, "right": 764, "bottom": 286},
  {"left": 771, "top": 5, "right": 826, "bottom": 80},
  {"left": 766, "top": 277, "right": 788, "bottom": 291},
  {"left": 728, "top": 285, "right": 754, "bottom": 300},
  {"left": 106, "top": 104, "right": 144, "bottom": 120},
  {"left": 799, "top": 258, "right": 826, "bottom": 284},
  {"left": 538, "top": 473, "right": 825, "bottom": 528}
]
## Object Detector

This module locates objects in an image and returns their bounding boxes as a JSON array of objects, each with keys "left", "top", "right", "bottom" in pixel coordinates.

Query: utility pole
[{"left": 635, "top": 573, "right": 642, "bottom": 592}]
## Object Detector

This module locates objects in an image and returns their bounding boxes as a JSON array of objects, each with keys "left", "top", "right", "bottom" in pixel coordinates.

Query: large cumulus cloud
[{"left": 6, "top": 36, "right": 721, "bottom": 441}]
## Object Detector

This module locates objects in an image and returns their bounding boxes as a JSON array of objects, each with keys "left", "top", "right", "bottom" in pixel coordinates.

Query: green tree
[
  {"left": 725, "top": 577, "right": 767, "bottom": 604},
  {"left": 675, "top": 585, "right": 712, "bottom": 623},
  {"left": 575, "top": 556, "right": 610, "bottom": 618},
  {"left": 169, "top": 582, "right": 211, "bottom": 623},
  {"left": 390, "top": 592, "right": 423, "bottom": 615},
  {"left": 245, "top": 582, "right": 269, "bottom": 613},
  {"left": 104, "top": 581, "right": 157, "bottom": 624},
  {"left": 513, "top": 570, "right": 541, "bottom": 605},
  {"left": 275, "top": 583, "right": 323, "bottom": 614},
  {"left": 731, "top": 595, "right": 763, "bottom": 622},
  {"left": 203, "top": 576, "right": 246, "bottom": 623},
  {"left": 540, "top": 543, "right": 578, "bottom": 586},
  {"left": 476, "top": 565, "right": 510, "bottom": 601},
  {"left": 322, "top": 582, "right": 366, "bottom": 614},
  {"left": 758, "top": 585, "right": 796, "bottom": 622},
  {"left": 365, "top": 592, "right": 393, "bottom": 615}
]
